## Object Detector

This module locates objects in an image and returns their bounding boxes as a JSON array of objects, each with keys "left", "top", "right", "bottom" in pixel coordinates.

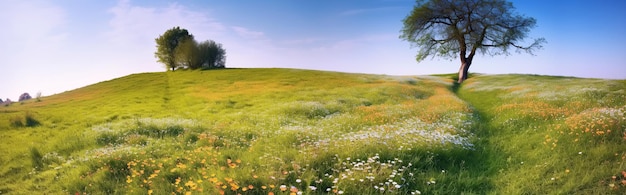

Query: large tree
[
  {"left": 155, "top": 27, "right": 193, "bottom": 71},
  {"left": 401, "top": 0, "right": 545, "bottom": 83}
]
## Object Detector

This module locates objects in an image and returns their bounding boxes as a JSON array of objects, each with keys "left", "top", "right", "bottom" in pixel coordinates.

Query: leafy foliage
[
  {"left": 173, "top": 38, "right": 201, "bottom": 69},
  {"left": 8, "top": 111, "right": 39, "bottom": 127},
  {"left": 154, "top": 26, "right": 193, "bottom": 71},
  {"left": 155, "top": 26, "right": 226, "bottom": 71},
  {"left": 197, "top": 40, "right": 226, "bottom": 69},
  {"left": 401, "top": 0, "right": 545, "bottom": 82}
]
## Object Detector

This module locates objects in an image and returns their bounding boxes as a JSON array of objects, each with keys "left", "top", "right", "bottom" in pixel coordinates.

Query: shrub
[
  {"left": 36, "top": 92, "right": 42, "bottom": 102},
  {"left": 184, "top": 132, "right": 199, "bottom": 143},
  {"left": 24, "top": 112, "right": 40, "bottom": 127},
  {"left": 9, "top": 115, "right": 24, "bottom": 127},
  {"left": 96, "top": 132, "right": 123, "bottom": 146},
  {"left": 132, "top": 124, "right": 185, "bottom": 138},
  {"left": 283, "top": 102, "right": 338, "bottom": 119},
  {"left": 124, "top": 134, "right": 148, "bottom": 145},
  {"left": 8, "top": 112, "right": 39, "bottom": 128},
  {"left": 30, "top": 147, "right": 44, "bottom": 171}
]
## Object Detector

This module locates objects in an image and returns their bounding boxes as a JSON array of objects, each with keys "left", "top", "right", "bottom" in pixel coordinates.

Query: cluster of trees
[
  {"left": 154, "top": 0, "right": 544, "bottom": 81},
  {"left": 155, "top": 27, "right": 226, "bottom": 71},
  {"left": 1, "top": 92, "right": 38, "bottom": 106}
]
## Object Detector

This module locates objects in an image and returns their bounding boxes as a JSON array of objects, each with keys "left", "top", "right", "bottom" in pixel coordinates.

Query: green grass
[
  {"left": 0, "top": 68, "right": 624, "bottom": 194},
  {"left": 457, "top": 74, "right": 626, "bottom": 194}
]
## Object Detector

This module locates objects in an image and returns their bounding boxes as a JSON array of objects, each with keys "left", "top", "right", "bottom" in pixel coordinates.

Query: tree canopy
[
  {"left": 400, "top": 0, "right": 545, "bottom": 83},
  {"left": 155, "top": 27, "right": 226, "bottom": 71},
  {"left": 174, "top": 38, "right": 201, "bottom": 69},
  {"left": 197, "top": 40, "right": 226, "bottom": 69},
  {"left": 155, "top": 27, "right": 193, "bottom": 71}
]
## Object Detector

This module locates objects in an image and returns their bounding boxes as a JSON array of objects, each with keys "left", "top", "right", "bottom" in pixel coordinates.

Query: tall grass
[
  {"left": 0, "top": 69, "right": 624, "bottom": 194},
  {"left": 458, "top": 74, "right": 626, "bottom": 194}
]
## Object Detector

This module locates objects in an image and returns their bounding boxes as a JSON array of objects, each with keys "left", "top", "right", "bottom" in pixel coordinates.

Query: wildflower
[
  {"left": 309, "top": 186, "right": 317, "bottom": 191},
  {"left": 296, "top": 179, "right": 302, "bottom": 183},
  {"left": 280, "top": 185, "right": 287, "bottom": 191},
  {"left": 427, "top": 178, "right": 436, "bottom": 185},
  {"left": 230, "top": 183, "right": 240, "bottom": 191},
  {"left": 185, "top": 180, "right": 196, "bottom": 188},
  {"left": 578, "top": 152, "right": 583, "bottom": 155},
  {"left": 338, "top": 190, "right": 344, "bottom": 194},
  {"left": 209, "top": 177, "right": 218, "bottom": 183}
]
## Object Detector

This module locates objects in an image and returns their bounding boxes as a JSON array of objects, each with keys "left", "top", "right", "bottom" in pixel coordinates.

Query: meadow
[{"left": 0, "top": 68, "right": 624, "bottom": 194}]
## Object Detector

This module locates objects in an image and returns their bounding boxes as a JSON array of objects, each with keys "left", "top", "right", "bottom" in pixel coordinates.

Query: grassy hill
[{"left": 0, "top": 68, "right": 624, "bottom": 194}]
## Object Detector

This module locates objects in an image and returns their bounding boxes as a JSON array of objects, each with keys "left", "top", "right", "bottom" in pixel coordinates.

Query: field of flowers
[
  {"left": 459, "top": 74, "right": 626, "bottom": 194},
  {"left": 1, "top": 69, "right": 624, "bottom": 194},
  {"left": 0, "top": 69, "right": 480, "bottom": 194}
]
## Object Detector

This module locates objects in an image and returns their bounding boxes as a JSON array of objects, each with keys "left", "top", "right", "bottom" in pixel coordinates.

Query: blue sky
[{"left": 1, "top": 0, "right": 625, "bottom": 100}]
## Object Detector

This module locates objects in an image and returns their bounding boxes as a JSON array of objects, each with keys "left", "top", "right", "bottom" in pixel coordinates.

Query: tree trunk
[{"left": 457, "top": 58, "right": 472, "bottom": 83}]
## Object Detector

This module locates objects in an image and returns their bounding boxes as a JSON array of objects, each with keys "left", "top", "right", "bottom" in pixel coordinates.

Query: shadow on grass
[
  {"left": 451, "top": 81, "right": 461, "bottom": 94},
  {"left": 429, "top": 72, "right": 463, "bottom": 94}
]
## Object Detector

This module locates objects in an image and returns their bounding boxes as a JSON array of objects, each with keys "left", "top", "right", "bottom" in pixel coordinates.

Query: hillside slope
[
  {"left": 457, "top": 74, "right": 626, "bottom": 194},
  {"left": 0, "top": 68, "right": 624, "bottom": 194}
]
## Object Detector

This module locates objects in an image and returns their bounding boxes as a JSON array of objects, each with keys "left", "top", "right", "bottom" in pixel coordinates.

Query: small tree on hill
[
  {"left": 197, "top": 40, "right": 226, "bottom": 69},
  {"left": 19, "top": 93, "right": 32, "bottom": 101},
  {"left": 155, "top": 27, "right": 193, "bottom": 71},
  {"left": 400, "top": 0, "right": 545, "bottom": 83},
  {"left": 155, "top": 27, "right": 226, "bottom": 70}
]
